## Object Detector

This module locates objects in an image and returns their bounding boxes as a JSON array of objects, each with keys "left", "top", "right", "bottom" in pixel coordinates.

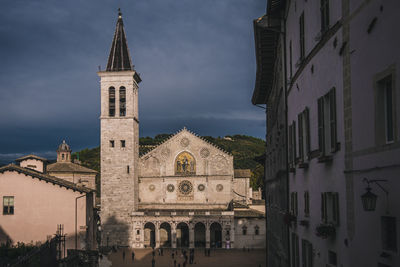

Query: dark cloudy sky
[{"left": 0, "top": 0, "right": 266, "bottom": 163}]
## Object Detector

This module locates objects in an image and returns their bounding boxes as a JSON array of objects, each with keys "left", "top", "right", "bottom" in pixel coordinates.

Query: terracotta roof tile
[
  {"left": 0, "top": 164, "right": 93, "bottom": 193},
  {"left": 15, "top": 154, "right": 48, "bottom": 162},
  {"left": 234, "top": 209, "right": 265, "bottom": 218},
  {"left": 47, "top": 162, "right": 97, "bottom": 173}
]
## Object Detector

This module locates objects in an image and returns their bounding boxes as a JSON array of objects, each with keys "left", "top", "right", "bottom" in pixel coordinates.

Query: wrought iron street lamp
[{"left": 361, "top": 178, "right": 388, "bottom": 212}]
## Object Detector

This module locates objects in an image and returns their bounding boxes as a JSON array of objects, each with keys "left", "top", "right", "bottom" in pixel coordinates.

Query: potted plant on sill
[
  {"left": 315, "top": 223, "right": 336, "bottom": 239},
  {"left": 284, "top": 213, "right": 297, "bottom": 227}
]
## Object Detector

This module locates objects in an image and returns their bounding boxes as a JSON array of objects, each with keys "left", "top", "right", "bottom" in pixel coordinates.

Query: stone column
[
  {"left": 172, "top": 223, "right": 177, "bottom": 249},
  {"left": 189, "top": 223, "right": 195, "bottom": 249},
  {"left": 155, "top": 222, "right": 160, "bottom": 248},
  {"left": 206, "top": 223, "right": 210, "bottom": 249},
  {"left": 140, "top": 224, "right": 145, "bottom": 248},
  {"left": 230, "top": 224, "right": 235, "bottom": 249}
]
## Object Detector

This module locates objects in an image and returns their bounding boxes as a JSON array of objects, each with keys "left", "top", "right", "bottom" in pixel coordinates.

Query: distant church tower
[{"left": 98, "top": 10, "right": 141, "bottom": 246}]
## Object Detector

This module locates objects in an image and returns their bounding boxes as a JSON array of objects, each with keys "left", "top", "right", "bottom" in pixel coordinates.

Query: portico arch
[
  {"left": 160, "top": 222, "right": 171, "bottom": 247},
  {"left": 144, "top": 222, "right": 156, "bottom": 248},
  {"left": 194, "top": 222, "right": 206, "bottom": 247},
  {"left": 210, "top": 222, "right": 222, "bottom": 248},
  {"left": 177, "top": 222, "right": 189, "bottom": 247}
]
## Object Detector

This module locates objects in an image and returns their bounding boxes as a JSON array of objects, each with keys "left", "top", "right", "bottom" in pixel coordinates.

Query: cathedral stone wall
[{"left": 138, "top": 130, "right": 234, "bottom": 208}]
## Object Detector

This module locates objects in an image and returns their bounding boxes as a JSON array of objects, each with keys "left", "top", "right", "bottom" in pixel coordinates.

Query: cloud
[{"left": 0, "top": 0, "right": 266, "bottom": 155}]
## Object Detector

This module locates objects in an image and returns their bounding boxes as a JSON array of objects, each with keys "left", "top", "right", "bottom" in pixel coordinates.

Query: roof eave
[{"left": 251, "top": 16, "right": 280, "bottom": 105}]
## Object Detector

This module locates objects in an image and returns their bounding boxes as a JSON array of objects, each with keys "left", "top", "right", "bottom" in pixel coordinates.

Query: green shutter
[
  {"left": 289, "top": 124, "right": 293, "bottom": 166},
  {"left": 304, "top": 108, "right": 311, "bottom": 158},
  {"left": 298, "top": 113, "right": 304, "bottom": 161},
  {"left": 321, "top": 193, "right": 326, "bottom": 222},
  {"left": 318, "top": 97, "right": 325, "bottom": 155},
  {"left": 333, "top": 192, "right": 339, "bottom": 225},
  {"left": 330, "top": 87, "right": 337, "bottom": 152},
  {"left": 293, "top": 121, "right": 297, "bottom": 163}
]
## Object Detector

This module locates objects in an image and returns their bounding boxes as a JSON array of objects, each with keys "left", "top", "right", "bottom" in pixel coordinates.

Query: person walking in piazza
[
  {"left": 131, "top": 250, "right": 135, "bottom": 262},
  {"left": 151, "top": 257, "right": 155, "bottom": 267},
  {"left": 122, "top": 250, "right": 125, "bottom": 261}
]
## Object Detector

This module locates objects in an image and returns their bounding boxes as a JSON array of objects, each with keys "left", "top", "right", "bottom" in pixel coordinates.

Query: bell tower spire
[
  {"left": 98, "top": 9, "right": 141, "bottom": 247},
  {"left": 106, "top": 9, "right": 134, "bottom": 72}
]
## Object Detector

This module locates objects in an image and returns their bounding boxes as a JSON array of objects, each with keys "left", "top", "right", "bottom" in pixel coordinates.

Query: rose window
[{"left": 178, "top": 180, "right": 193, "bottom": 195}]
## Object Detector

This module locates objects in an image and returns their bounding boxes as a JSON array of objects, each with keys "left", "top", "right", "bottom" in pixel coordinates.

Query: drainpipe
[{"left": 75, "top": 194, "right": 86, "bottom": 250}]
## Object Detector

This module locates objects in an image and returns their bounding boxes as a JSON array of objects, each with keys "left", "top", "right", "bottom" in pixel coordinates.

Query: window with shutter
[
  {"left": 375, "top": 74, "right": 396, "bottom": 145},
  {"left": 298, "top": 113, "right": 304, "bottom": 161},
  {"left": 304, "top": 108, "right": 311, "bottom": 158},
  {"left": 321, "top": 193, "right": 327, "bottom": 223},
  {"left": 332, "top": 193, "right": 339, "bottom": 225},
  {"left": 299, "top": 12, "right": 305, "bottom": 60},
  {"left": 289, "top": 124, "right": 293, "bottom": 167},
  {"left": 302, "top": 239, "right": 313, "bottom": 267},
  {"left": 293, "top": 121, "right": 297, "bottom": 164},
  {"left": 292, "top": 233, "right": 300, "bottom": 267},
  {"left": 330, "top": 88, "right": 337, "bottom": 152},
  {"left": 304, "top": 191, "right": 310, "bottom": 217},
  {"left": 320, "top": 0, "right": 330, "bottom": 33},
  {"left": 318, "top": 88, "right": 338, "bottom": 161},
  {"left": 318, "top": 97, "right": 325, "bottom": 155}
]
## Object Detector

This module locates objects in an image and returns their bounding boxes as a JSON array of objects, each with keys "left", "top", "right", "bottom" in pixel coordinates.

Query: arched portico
[
  {"left": 210, "top": 222, "right": 222, "bottom": 248},
  {"left": 194, "top": 222, "right": 206, "bottom": 247},
  {"left": 160, "top": 222, "right": 171, "bottom": 247},
  {"left": 176, "top": 222, "right": 189, "bottom": 247},
  {"left": 144, "top": 222, "right": 156, "bottom": 248}
]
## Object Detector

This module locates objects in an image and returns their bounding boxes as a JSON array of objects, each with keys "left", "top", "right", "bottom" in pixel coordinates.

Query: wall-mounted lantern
[{"left": 361, "top": 178, "right": 388, "bottom": 212}]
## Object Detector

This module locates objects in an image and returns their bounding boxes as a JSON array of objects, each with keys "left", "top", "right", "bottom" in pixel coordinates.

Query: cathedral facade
[{"left": 99, "top": 11, "right": 265, "bottom": 249}]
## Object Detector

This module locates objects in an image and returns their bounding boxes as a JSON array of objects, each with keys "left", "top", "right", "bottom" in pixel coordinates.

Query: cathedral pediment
[{"left": 139, "top": 127, "right": 233, "bottom": 177}]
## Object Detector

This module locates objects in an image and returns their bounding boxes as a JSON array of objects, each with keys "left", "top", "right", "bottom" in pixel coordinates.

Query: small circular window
[
  {"left": 216, "top": 184, "right": 223, "bottom": 192},
  {"left": 178, "top": 180, "right": 193, "bottom": 195},
  {"left": 167, "top": 184, "right": 175, "bottom": 192},
  {"left": 198, "top": 184, "right": 205, "bottom": 191}
]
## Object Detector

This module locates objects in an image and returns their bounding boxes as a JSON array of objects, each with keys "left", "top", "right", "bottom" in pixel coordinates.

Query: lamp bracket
[{"left": 362, "top": 178, "right": 389, "bottom": 195}]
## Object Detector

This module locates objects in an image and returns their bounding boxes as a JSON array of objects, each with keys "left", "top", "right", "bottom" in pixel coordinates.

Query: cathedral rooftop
[
  {"left": 106, "top": 9, "right": 134, "bottom": 72},
  {"left": 47, "top": 162, "right": 97, "bottom": 174}
]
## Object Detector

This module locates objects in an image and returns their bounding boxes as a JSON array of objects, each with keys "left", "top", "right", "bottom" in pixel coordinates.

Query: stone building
[
  {"left": 99, "top": 11, "right": 265, "bottom": 249},
  {"left": 252, "top": 2, "right": 289, "bottom": 266},
  {"left": 47, "top": 140, "right": 97, "bottom": 190},
  {"left": 253, "top": 0, "right": 400, "bottom": 267}
]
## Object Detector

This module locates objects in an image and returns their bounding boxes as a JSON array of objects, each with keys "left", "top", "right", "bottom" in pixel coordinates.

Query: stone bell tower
[{"left": 98, "top": 10, "right": 141, "bottom": 246}]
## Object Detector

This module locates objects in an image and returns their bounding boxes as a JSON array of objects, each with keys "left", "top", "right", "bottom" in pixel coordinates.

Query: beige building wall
[
  {"left": 46, "top": 171, "right": 96, "bottom": 190},
  {"left": 234, "top": 217, "right": 266, "bottom": 248},
  {"left": 19, "top": 159, "right": 45, "bottom": 173},
  {"left": 0, "top": 171, "right": 88, "bottom": 250}
]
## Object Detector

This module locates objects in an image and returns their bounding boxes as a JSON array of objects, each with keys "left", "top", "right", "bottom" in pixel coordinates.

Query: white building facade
[{"left": 253, "top": 0, "right": 400, "bottom": 266}]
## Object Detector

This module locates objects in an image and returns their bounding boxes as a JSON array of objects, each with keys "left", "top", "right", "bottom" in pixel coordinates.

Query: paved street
[{"left": 100, "top": 248, "right": 266, "bottom": 267}]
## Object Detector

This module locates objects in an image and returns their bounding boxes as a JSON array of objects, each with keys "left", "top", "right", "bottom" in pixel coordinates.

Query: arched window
[
  {"left": 109, "top": 87, "right": 115, "bottom": 117},
  {"left": 254, "top": 225, "right": 259, "bottom": 235},
  {"left": 119, "top": 86, "right": 126, "bottom": 116},
  {"left": 175, "top": 151, "right": 196, "bottom": 175},
  {"left": 242, "top": 226, "right": 247, "bottom": 235}
]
